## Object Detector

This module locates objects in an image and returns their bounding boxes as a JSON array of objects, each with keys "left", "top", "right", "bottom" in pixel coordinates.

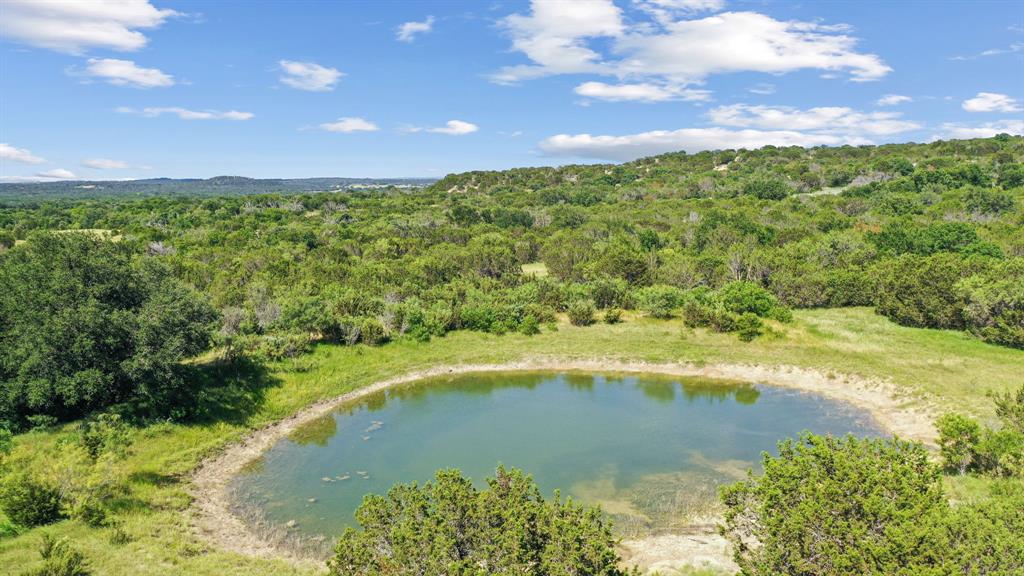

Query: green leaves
[{"left": 329, "top": 466, "right": 631, "bottom": 576}]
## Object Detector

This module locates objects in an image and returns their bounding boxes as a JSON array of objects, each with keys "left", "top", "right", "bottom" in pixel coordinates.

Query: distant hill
[{"left": 0, "top": 176, "right": 437, "bottom": 204}]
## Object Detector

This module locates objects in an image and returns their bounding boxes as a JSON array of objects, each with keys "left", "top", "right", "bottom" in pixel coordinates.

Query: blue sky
[{"left": 1, "top": 0, "right": 1022, "bottom": 181}]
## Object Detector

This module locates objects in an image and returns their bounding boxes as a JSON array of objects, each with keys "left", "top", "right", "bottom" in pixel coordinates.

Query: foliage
[
  {"left": 721, "top": 433, "right": 946, "bottom": 575},
  {"left": 602, "top": 308, "right": 623, "bottom": 324},
  {"left": 0, "top": 233, "right": 219, "bottom": 429},
  {"left": 328, "top": 467, "right": 632, "bottom": 576},
  {"left": 937, "top": 413, "right": 982, "bottom": 475},
  {"left": 635, "top": 285, "right": 686, "bottom": 319},
  {"left": 567, "top": 299, "right": 596, "bottom": 326},
  {"left": 0, "top": 473, "right": 63, "bottom": 528},
  {"left": 937, "top": 387, "right": 1024, "bottom": 477},
  {"left": 19, "top": 534, "right": 90, "bottom": 576}
]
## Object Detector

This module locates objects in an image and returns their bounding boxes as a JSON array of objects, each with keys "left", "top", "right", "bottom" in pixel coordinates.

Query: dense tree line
[{"left": 1, "top": 136, "right": 1022, "bottom": 427}]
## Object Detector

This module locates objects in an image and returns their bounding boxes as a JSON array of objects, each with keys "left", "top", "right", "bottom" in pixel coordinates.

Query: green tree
[{"left": 0, "top": 233, "right": 218, "bottom": 428}]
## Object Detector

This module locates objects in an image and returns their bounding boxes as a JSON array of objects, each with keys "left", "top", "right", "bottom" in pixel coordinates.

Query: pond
[{"left": 228, "top": 371, "right": 883, "bottom": 545}]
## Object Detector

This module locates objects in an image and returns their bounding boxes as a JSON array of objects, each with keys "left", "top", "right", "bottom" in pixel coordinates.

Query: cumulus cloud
[
  {"left": 397, "top": 16, "right": 435, "bottom": 42},
  {"left": 492, "top": 1, "right": 890, "bottom": 96},
  {"left": 318, "top": 117, "right": 380, "bottom": 133},
  {"left": 0, "top": 143, "right": 45, "bottom": 164},
  {"left": 404, "top": 120, "right": 479, "bottom": 135},
  {"left": 540, "top": 128, "right": 849, "bottom": 161},
  {"left": 876, "top": 94, "right": 912, "bottom": 106},
  {"left": 80, "top": 58, "right": 174, "bottom": 88},
  {"left": 82, "top": 158, "right": 129, "bottom": 169},
  {"left": 116, "top": 106, "right": 254, "bottom": 120},
  {"left": 278, "top": 60, "right": 344, "bottom": 92},
  {"left": 962, "top": 92, "right": 1021, "bottom": 113},
  {"left": 931, "top": 119, "right": 1024, "bottom": 140},
  {"left": 574, "top": 81, "right": 710, "bottom": 102},
  {"left": 0, "top": 0, "right": 179, "bottom": 54},
  {"left": 707, "top": 104, "right": 920, "bottom": 135}
]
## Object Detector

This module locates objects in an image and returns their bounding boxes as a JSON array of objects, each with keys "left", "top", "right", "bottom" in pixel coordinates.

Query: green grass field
[{"left": 2, "top": 307, "right": 1022, "bottom": 575}]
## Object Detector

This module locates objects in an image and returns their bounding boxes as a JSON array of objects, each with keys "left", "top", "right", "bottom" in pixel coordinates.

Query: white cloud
[
  {"left": 931, "top": 119, "right": 1024, "bottom": 140},
  {"left": 318, "top": 117, "right": 380, "bottom": 133},
  {"left": 493, "top": 3, "right": 890, "bottom": 93},
  {"left": 950, "top": 42, "right": 1023, "bottom": 61},
  {"left": 404, "top": 120, "right": 480, "bottom": 135},
  {"left": 278, "top": 60, "right": 344, "bottom": 92},
  {"left": 748, "top": 83, "right": 775, "bottom": 95},
  {"left": 397, "top": 16, "right": 435, "bottom": 42},
  {"left": 116, "top": 106, "right": 254, "bottom": 120},
  {"left": 962, "top": 92, "right": 1022, "bottom": 113},
  {"left": 0, "top": 0, "right": 179, "bottom": 54},
  {"left": 574, "top": 81, "right": 710, "bottom": 102},
  {"left": 707, "top": 104, "right": 920, "bottom": 135},
  {"left": 636, "top": 0, "right": 726, "bottom": 24},
  {"left": 81, "top": 58, "right": 174, "bottom": 88},
  {"left": 37, "top": 168, "right": 77, "bottom": 180},
  {"left": 0, "top": 143, "right": 45, "bottom": 164},
  {"left": 539, "top": 127, "right": 850, "bottom": 161},
  {"left": 540, "top": 102, "right": 922, "bottom": 161},
  {"left": 82, "top": 158, "right": 128, "bottom": 169},
  {"left": 876, "top": 94, "right": 912, "bottom": 106}
]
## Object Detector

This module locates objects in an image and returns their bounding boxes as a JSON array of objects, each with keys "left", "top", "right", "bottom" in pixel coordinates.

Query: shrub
[
  {"left": 735, "top": 313, "right": 764, "bottom": 342},
  {"left": 0, "top": 473, "right": 63, "bottom": 528},
  {"left": 634, "top": 285, "right": 685, "bottom": 319},
  {"left": 328, "top": 467, "right": 630, "bottom": 576},
  {"left": 71, "top": 496, "right": 108, "bottom": 528},
  {"left": 603, "top": 308, "right": 623, "bottom": 324},
  {"left": 937, "top": 413, "right": 982, "bottom": 475},
  {"left": 742, "top": 178, "right": 790, "bottom": 200},
  {"left": 718, "top": 281, "right": 778, "bottom": 317},
  {"left": 22, "top": 534, "right": 90, "bottom": 576},
  {"left": 721, "top": 433, "right": 945, "bottom": 575},
  {"left": 518, "top": 314, "right": 540, "bottom": 336},
  {"left": 567, "top": 299, "right": 596, "bottom": 326}
]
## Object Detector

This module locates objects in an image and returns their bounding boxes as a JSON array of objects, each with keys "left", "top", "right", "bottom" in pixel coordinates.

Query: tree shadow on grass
[{"left": 188, "top": 357, "right": 282, "bottom": 426}]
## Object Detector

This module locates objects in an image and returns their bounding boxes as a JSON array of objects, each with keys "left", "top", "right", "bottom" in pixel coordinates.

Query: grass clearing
[{"left": 2, "top": 307, "right": 1022, "bottom": 575}]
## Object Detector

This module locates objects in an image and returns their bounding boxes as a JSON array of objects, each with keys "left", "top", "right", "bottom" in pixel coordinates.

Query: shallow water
[{"left": 229, "top": 371, "right": 883, "bottom": 542}]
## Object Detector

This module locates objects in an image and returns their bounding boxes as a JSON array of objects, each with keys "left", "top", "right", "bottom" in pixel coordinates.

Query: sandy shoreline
[{"left": 188, "top": 358, "right": 938, "bottom": 573}]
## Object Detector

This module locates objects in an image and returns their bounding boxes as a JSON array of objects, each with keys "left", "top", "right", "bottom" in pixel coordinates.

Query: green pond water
[{"left": 229, "top": 371, "right": 883, "bottom": 543}]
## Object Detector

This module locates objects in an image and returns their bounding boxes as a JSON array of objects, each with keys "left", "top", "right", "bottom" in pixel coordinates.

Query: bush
[
  {"left": 634, "top": 285, "right": 685, "bottom": 319},
  {"left": 718, "top": 281, "right": 778, "bottom": 317},
  {"left": 328, "top": 467, "right": 630, "bottom": 576},
  {"left": 21, "top": 534, "right": 90, "bottom": 576},
  {"left": 0, "top": 473, "right": 63, "bottom": 528},
  {"left": 603, "top": 308, "right": 623, "bottom": 324},
  {"left": 735, "top": 313, "right": 764, "bottom": 342},
  {"left": 937, "top": 413, "right": 982, "bottom": 475},
  {"left": 567, "top": 299, "right": 596, "bottom": 326},
  {"left": 742, "top": 178, "right": 790, "bottom": 200},
  {"left": 872, "top": 253, "right": 989, "bottom": 329},
  {"left": 721, "top": 433, "right": 945, "bottom": 575},
  {"left": 518, "top": 314, "right": 540, "bottom": 335}
]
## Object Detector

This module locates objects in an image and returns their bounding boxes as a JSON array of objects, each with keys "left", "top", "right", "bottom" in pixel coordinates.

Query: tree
[
  {"left": 328, "top": 467, "right": 631, "bottom": 576},
  {"left": 0, "top": 233, "right": 218, "bottom": 428},
  {"left": 721, "top": 433, "right": 945, "bottom": 575}
]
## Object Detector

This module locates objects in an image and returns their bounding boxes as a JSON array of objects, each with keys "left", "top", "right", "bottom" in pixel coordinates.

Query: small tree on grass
[
  {"left": 21, "top": 534, "right": 90, "bottom": 576},
  {"left": 567, "top": 299, "right": 596, "bottom": 326},
  {"left": 936, "top": 413, "right": 982, "bottom": 475},
  {"left": 328, "top": 467, "right": 632, "bottom": 576}
]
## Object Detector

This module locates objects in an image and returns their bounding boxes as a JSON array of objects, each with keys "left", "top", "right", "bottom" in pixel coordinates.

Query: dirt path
[{"left": 188, "top": 358, "right": 939, "bottom": 573}]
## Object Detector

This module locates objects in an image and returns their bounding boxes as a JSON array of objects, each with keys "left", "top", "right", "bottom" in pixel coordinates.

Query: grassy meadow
[{"left": 2, "top": 307, "right": 1023, "bottom": 575}]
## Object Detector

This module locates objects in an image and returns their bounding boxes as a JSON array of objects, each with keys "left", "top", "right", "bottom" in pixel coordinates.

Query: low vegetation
[{"left": 1, "top": 136, "right": 1023, "bottom": 574}]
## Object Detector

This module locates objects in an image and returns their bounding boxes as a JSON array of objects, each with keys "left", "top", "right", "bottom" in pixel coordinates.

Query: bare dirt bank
[{"left": 188, "top": 358, "right": 938, "bottom": 573}]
